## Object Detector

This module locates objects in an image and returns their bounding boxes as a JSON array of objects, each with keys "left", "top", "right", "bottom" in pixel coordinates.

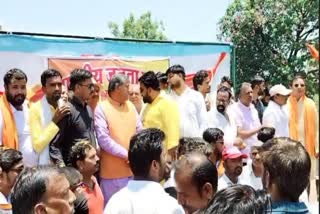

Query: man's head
[
  {"left": 222, "top": 146, "right": 247, "bottom": 179},
  {"left": 0, "top": 148, "right": 24, "bottom": 197},
  {"left": 174, "top": 153, "right": 218, "bottom": 213},
  {"left": 220, "top": 76, "right": 233, "bottom": 89},
  {"left": 290, "top": 74, "right": 306, "bottom": 99},
  {"left": 129, "top": 128, "right": 166, "bottom": 182},
  {"left": 238, "top": 82, "right": 253, "bottom": 106},
  {"left": 250, "top": 75, "right": 265, "bottom": 96},
  {"left": 205, "top": 184, "right": 271, "bottom": 214},
  {"left": 193, "top": 70, "right": 210, "bottom": 95},
  {"left": 250, "top": 142, "right": 263, "bottom": 172},
  {"left": 269, "top": 84, "right": 291, "bottom": 106},
  {"left": 108, "top": 74, "right": 130, "bottom": 104},
  {"left": 166, "top": 65, "right": 186, "bottom": 89},
  {"left": 41, "top": 69, "right": 63, "bottom": 104},
  {"left": 156, "top": 72, "right": 169, "bottom": 91},
  {"left": 87, "top": 79, "right": 100, "bottom": 110},
  {"left": 261, "top": 87, "right": 270, "bottom": 106},
  {"left": 176, "top": 137, "right": 213, "bottom": 161},
  {"left": 203, "top": 128, "right": 224, "bottom": 155},
  {"left": 3, "top": 68, "right": 28, "bottom": 107},
  {"left": 69, "top": 69, "right": 94, "bottom": 101},
  {"left": 11, "top": 166, "right": 76, "bottom": 214},
  {"left": 138, "top": 71, "right": 160, "bottom": 104},
  {"left": 60, "top": 167, "right": 83, "bottom": 194},
  {"left": 257, "top": 127, "right": 275, "bottom": 143},
  {"left": 70, "top": 141, "right": 100, "bottom": 177},
  {"left": 128, "top": 84, "right": 142, "bottom": 105},
  {"left": 260, "top": 137, "right": 311, "bottom": 202},
  {"left": 216, "top": 86, "right": 232, "bottom": 114}
]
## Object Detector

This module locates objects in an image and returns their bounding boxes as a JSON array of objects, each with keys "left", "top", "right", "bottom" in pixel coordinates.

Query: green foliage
[
  {"left": 218, "top": 0, "right": 319, "bottom": 96},
  {"left": 108, "top": 12, "right": 167, "bottom": 41}
]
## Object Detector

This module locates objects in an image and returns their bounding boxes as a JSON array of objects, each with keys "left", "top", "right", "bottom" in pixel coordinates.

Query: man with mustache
[
  {"left": 207, "top": 86, "right": 237, "bottom": 147},
  {"left": 217, "top": 146, "right": 247, "bottom": 191},
  {"left": 70, "top": 140, "right": 104, "bottom": 214},
  {"left": 138, "top": 71, "right": 180, "bottom": 159},
  {"left": 0, "top": 68, "right": 38, "bottom": 167},
  {"left": 29, "top": 69, "right": 70, "bottom": 165},
  {"left": 128, "top": 83, "right": 144, "bottom": 115},
  {"left": 250, "top": 75, "right": 266, "bottom": 123}
]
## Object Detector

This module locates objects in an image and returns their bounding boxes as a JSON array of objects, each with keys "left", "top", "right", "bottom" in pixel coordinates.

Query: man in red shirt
[{"left": 70, "top": 140, "right": 104, "bottom": 214}]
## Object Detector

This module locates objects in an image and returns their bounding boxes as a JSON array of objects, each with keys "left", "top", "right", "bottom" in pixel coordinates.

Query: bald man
[
  {"left": 174, "top": 152, "right": 218, "bottom": 214},
  {"left": 128, "top": 84, "right": 144, "bottom": 114}
]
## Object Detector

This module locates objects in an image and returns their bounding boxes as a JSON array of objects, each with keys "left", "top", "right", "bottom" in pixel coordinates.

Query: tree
[
  {"left": 218, "top": 0, "right": 319, "bottom": 96},
  {"left": 108, "top": 12, "right": 167, "bottom": 41}
]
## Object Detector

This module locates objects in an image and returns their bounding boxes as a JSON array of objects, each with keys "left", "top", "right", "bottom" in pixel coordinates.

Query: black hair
[
  {"left": 177, "top": 137, "right": 213, "bottom": 159},
  {"left": 138, "top": 71, "right": 160, "bottom": 91},
  {"left": 203, "top": 128, "right": 224, "bottom": 144},
  {"left": 250, "top": 75, "right": 265, "bottom": 89},
  {"left": 217, "top": 86, "right": 232, "bottom": 99},
  {"left": 40, "top": 69, "right": 62, "bottom": 87},
  {"left": 11, "top": 166, "right": 66, "bottom": 214},
  {"left": 175, "top": 153, "right": 218, "bottom": 193},
  {"left": 128, "top": 128, "right": 164, "bottom": 178},
  {"left": 165, "top": 64, "right": 186, "bottom": 80},
  {"left": 257, "top": 127, "right": 275, "bottom": 143},
  {"left": 205, "top": 184, "right": 271, "bottom": 214},
  {"left": 193, "top": 70, "right": 209, "bottom": 91},
  {"left": 69, "top": 68, "right": 92, "bottom": 91},
  {"left": 220, "top": 76, "right": 233, "bottom": 87},
  {"left": 260, "top": 137, "right": 311, "bottom": 202},
  {"left": 3, "top": 68, "right": 27, "bottom": 87},
  {"left": 156, "top": 72, "right": 168, "bottom": 84},
  {"left": 69, "top": 140, "right": 94, "bottom": 169},
  {"left": 0, "top": 148, "right": 23, "bottom": 172}
]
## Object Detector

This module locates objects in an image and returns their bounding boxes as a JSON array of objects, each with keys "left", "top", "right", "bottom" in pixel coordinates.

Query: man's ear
[
  {"left": 76, "top": 160, "right": 84, "bottom": 171},
  {"left": 34, "top": 203, "right": 46, "bottom": 214},
  {"left": 202, "top": 182, "right": 214, "bottom": 201}
]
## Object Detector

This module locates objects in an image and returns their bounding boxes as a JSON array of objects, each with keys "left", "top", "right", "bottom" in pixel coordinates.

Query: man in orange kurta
[{"left": 94, "top": 74, "right": 143, "bottom": 205}]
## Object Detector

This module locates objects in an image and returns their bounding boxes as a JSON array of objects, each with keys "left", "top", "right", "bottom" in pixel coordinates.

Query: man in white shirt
[
  {"left": 0, "top": 68, "right": 38, "bottom": 167},
  {"left": 240, "top": 141, "right": 263, "bottom": 190},
  {"left": 228, "top": 83, "right": 262, "bottom": 156},
  {"left": 166, "top": 65, "right": 208, "bottom": 137},
  {"left": 218, "top": 146, "right": 247, "bottom": 191},
  {"left": 104, "top": 128, "right": 184, "bottom": 214},
  {"left": 263, "top": 84, "right": 291, "bottom": 137},
  {"left": 207, "top": 86, "right": 237, "bottom": 146},
  {"left": 192, "top": 70, "right": 211, "bottom": 111}
]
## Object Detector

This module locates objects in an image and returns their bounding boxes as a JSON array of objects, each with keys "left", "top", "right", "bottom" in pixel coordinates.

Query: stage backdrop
[{"left": 0, "top": 33, "right": 232, "bottom": 100}]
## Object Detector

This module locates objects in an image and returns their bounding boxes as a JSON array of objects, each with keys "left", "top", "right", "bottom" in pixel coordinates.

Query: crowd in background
[{"left": 0, "top": 65, "right": 318, "bottom": 214}]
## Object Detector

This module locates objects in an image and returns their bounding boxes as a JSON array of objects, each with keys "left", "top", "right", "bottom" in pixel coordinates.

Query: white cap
[{"left": 269, "top": 84, "right": 292, "bottom": 97}]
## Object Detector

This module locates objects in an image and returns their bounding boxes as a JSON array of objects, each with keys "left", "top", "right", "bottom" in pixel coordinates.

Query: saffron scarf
[
  {"left": 288, "top": 95, "right": 316, "bottom": 157},
  {"left": 0, "top": 95, "right": 18, "bottom": 149}
]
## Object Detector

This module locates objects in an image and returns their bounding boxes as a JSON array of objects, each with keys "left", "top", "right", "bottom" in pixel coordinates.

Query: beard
[
  {"left": 170, "top": 81, "right": 181, "bottom": 90},
  {"left": 52, "top": 91, "right": 61, "bottom": 102},
  {"left": 6, "top": 92, "right": 26, "bottom": 107},
  {"left": 143, "top": 94, "right": 153, "bottom": 104},
  {"left": 234, "top": 166, "right": 243, "bottom": 176},
  {"left": 217, "top": 104, "right": 226, "bottom": 114}
]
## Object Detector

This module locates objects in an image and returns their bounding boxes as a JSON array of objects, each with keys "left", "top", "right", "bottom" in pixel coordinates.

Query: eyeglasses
[
  {"left": 79, "top": 83, "right": 95, "bottom": 90},
  {"left": 294, "top": 84, "right": 305, "bottom": 88}
]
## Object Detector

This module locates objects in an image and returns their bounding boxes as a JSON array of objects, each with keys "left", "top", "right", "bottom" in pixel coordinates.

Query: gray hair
[{"left": 108, "top": 74, "right": 129, "bottom": 94}]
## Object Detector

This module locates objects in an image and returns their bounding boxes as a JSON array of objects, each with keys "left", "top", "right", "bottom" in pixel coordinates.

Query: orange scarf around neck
[
  {"left": 0, "top": 95, "right": 18, "bottom": 149},
  {"left": 288, "top": 95, "right": 316, "bottom": 157}
]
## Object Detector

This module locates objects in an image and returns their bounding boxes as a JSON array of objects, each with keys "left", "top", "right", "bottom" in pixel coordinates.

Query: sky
[{"left": 0, "top": 0, "right": 232, "bottom": 42}]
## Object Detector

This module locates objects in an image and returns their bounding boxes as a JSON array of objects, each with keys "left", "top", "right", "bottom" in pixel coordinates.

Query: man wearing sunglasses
[{"left": 50, "top": 69, "right": 97, "bottom": 167}]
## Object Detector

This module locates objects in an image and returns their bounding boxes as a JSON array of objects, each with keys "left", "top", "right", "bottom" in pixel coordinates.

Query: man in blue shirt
[{"left": 260, "top": 137, "right": 310, "bottom": 214}]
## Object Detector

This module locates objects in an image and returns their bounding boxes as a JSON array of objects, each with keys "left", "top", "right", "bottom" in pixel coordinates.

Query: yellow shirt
[
  {"left": 29, "top": 100, "right": 59, "bottom": 153},
  {"left": 142, "top": 93, "right": 180, "bottom": 150}
]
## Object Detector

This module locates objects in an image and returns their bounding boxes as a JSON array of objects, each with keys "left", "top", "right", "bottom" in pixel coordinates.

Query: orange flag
[{"left": 306, "top": 43, "right": 319, "bottom": 62}]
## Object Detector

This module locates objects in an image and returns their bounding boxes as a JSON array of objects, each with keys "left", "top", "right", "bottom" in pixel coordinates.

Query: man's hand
[{"left": 52, "top": 105, "right": 71, "bottom": 124}]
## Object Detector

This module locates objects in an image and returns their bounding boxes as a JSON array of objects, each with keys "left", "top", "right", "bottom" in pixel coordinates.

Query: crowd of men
[{"left": 0, "top": 65, "right": 318, "bottom": 213}]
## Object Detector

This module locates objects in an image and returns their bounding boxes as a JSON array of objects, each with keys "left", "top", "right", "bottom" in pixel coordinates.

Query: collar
[
  {"left": 127, "top": 180, "right": 165, "bottom": 192},
  {"left": 0, "top": 192, "right": 9, "bottom": 204},
  {"left": 238, "top": 101, "right": 252, "bottom": 110},
  {"left": 108, "top": 96, "right": 126, "bottom": 107},
  {"left": 71, "top": 96, "right": 86, "bottom": 108},
  {"left": 221, "top": 173, "right": 238, "bottom": 185},
  {"left": 10, "top": 102, "right": 26, "bottom": 113},
  {"left": 271, "top": 201, "right": 309, "bottom": 212}
]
